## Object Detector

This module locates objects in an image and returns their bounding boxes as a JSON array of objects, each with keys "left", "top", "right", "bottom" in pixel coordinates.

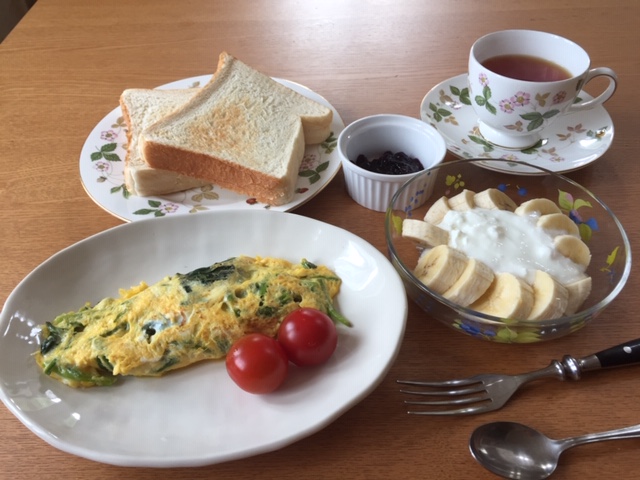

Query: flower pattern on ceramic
[
  {"left": 473, "top": 73, "right": 564, "bottom": 133},
  {"left": 420, "top": 74, "right": 613, "bottom": 174},
  {"left": 80, "top": 76, "right": 344, "bottom": 221},
  {"left": 89, "top": 122, "right": 337, "bottom": 217}
]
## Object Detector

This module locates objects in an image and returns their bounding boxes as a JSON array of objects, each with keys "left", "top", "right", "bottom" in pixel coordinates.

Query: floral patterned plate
[
  {"left": 79, "top": 76, "right": 344, "bottom": 222},
  {"left": 420, "top": 74, "right": 614, "bottom": 175}
]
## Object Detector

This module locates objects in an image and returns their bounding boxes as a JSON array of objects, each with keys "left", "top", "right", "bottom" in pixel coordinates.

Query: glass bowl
[{"left": 385, "top": 158, "right": 631, "bottom": 343}]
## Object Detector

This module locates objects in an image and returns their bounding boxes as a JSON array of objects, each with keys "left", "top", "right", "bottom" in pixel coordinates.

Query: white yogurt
[{"left": 439, "top": 209, "right": 586, "bottom": 284}]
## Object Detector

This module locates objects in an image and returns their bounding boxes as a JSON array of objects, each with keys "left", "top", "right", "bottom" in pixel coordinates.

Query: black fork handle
[{"left": 587, "top": 338, "right": 640, "bottom": 369}]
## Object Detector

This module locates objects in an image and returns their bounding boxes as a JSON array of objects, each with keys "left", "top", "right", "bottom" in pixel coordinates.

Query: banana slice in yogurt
[{"left": 405, "top": 189, "right": 593, "bottom": 319}]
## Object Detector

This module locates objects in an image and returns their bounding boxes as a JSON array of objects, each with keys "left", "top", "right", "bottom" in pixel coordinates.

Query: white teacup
[{"left": 468, "top": 29, "right": 617, "bottom": 149}]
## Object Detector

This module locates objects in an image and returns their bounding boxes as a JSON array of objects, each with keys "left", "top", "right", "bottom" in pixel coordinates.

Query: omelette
[{"left": 35, "top": 256, "right": 346, "bottom": 388}]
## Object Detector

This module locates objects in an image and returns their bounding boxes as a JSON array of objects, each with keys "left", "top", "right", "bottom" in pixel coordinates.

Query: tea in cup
[{"left": 468, "top": 29, "right": 617, "bottom": 149}]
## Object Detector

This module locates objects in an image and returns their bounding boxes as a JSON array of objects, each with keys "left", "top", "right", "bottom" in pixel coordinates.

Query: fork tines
[{"left": 397, "top": 378, "right": 492, "bottom": 415}]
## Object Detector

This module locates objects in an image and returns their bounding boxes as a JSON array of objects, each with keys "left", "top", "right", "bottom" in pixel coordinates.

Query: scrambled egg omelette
[{"left": 35, "top": 256, "right": 344, "bottom": 388}]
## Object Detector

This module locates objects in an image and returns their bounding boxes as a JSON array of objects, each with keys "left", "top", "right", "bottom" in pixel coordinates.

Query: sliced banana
[
  {"left": 408, "top": 192, "right": 594, "bottom": 319},
  {"left": 448, "top": 189, "right": 476, "bottom": 211},
  {"left": 442, "top": 258, "right": 495, "bottom": 307},
  {"left": 537, "top": 213, "right": 580, "bottom": 237},
  {"left": 402, "top": 219, "right": 449, "bottom": 247},
  {"left": 414, "top": 245, "right": 469, "bottom": 295},
  {"left": 554, "top": 235, "right": 591, "bottom": 267},
  {"left": 564, "top": 276, "right": 593, "bottom": 315},
  {"left": 424, "top": 196, "right": 451, "bottom": 224},
  {"left": 527, "top": 270, "right": 569, "bottom": 321},
  {"left": 473, "top": 188, "right": 517, "bottom": 211},
  {"left": 469, "top": 272, "right": 534, "bottom": 320},
  {"left": 514, "top": 198, "right": 561, "bottom": 216}
]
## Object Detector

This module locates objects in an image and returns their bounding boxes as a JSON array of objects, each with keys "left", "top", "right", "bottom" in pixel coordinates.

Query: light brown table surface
[{"left": 1, "top": 1, "right": 639, "bottom": 478}]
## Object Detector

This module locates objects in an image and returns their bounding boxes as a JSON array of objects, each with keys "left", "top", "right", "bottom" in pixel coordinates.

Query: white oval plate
[
  {"left": 80, "top": 76, "right": 344, "bottom": 221},
  {"left": 420, "top": 74, "right": 614, "bottom": 175},
  {"left": 0, "top": 210, "right": 407, "bottom": 467}
]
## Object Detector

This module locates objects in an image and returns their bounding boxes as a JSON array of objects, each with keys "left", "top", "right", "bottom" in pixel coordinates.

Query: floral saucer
[
  {"left": 420, "top": 74, "right": 614, "bottom": 175},
  {"left": 79, "top": 76, "right": 344, "bottom": 222}
]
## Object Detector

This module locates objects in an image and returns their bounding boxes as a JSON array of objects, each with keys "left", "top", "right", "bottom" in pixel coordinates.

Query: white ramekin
[{"left": 338, "top": 114, "right": 446, "bottom": 212}]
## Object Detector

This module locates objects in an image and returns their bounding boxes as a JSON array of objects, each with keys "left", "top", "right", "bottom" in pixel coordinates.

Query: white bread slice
[
  {"left": 139, "top": 52, "right": 333, "bottom": 206},
  {"left": 119, "top": 88, "right": 210, "bottom": 196}
]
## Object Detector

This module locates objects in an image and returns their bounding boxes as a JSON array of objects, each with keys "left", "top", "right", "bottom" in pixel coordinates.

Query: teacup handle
[{"left": 568, "top": 67, "right": 618, "bottom": 112}]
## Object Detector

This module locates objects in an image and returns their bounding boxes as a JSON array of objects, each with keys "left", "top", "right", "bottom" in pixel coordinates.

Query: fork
[{"left": 398, "top": 338, "right": 640, "bottom": 415}]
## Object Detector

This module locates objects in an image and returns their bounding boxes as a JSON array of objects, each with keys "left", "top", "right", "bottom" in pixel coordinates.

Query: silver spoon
[{"left": 469, "top": 420, "right": 640, "bottom": 479}]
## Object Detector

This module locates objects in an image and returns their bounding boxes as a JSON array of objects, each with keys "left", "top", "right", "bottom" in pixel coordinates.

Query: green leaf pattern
[
  {"left": 473, "top": 72, "right": 566, "bottom": 133},
  {"left": 89, "top": 120, "right": 337, "bottom": 216},
  {"left": 421, "top": 76, "right": 611, "bottom": 167}
]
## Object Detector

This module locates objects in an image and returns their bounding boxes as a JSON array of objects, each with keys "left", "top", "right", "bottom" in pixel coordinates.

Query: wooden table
[{"left": 1, "top": 1, "right": 639, "bottom": 478}]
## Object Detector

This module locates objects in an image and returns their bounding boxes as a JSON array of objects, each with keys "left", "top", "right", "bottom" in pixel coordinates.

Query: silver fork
[{"left": 398, "top": 338, "right": 640, "bottom": 415}]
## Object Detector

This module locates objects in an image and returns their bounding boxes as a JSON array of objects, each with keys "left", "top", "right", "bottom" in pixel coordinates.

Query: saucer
[{"left": 420, "top": 74, "right": 614, "bottom": 175}]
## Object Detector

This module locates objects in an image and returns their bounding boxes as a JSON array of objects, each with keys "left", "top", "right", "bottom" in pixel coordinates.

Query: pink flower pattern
[
  {"left": 161, "top": 203, "right": 180, "bottom": 214},
  {"left": 101, "top": 130, "right": 118, "bottom": 141},
  {"left": 431, "top": 75, "right": 613, "bottom": 170},
  {"left": 477, "top": 72, "right": 569, "bottom": 115},
  {"left": 93, "top": 160, "right": 110, "bottom": 173},
  {"left": 511, "top": 91, "right": 530, "bottom": 107},
  {"left": 499, "top": 99, "right": 515, "bottom": 113},
  {"left": 498, "top": 89, "right": 564, "bottom": 113}
]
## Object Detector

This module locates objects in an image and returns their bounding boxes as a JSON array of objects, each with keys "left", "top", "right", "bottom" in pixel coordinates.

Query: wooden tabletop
[{"left": 1, "top": 0, "right": 639, "bottom": 478}]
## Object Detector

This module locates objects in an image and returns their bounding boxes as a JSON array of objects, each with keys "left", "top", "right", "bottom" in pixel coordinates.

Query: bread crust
[
  {"left": 119, "top": 93, "right": 136, "bottom": 191},
  {"left": 119, "top": 88, "right": 210, "bottom": 196},
  {"left": 139, "top": 52, "right": 332, "bottom": 205},
  {"left": 139, "top": 124, "right": 305, "bottom": 205}
]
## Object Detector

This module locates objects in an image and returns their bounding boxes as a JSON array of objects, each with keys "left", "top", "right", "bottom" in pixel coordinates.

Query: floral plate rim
[
  {"left": 420, "top": 73, "right": 614, "bottom": 176},
  {"left": 79, "top": 76, "right": 345, "bottom": 222}
]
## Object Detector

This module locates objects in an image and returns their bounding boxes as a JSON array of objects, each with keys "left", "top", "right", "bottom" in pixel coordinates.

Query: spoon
[{"left": 469, "top": 420, "right": 640, "bottom": 479}]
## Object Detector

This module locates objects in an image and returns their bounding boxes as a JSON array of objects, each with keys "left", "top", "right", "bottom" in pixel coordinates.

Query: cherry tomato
[
  {"left": 278, "top": 308, "right": 337, "bottom": 366},
  {"left": 226, "top": 333, "right": 289, "bottom": 394}
]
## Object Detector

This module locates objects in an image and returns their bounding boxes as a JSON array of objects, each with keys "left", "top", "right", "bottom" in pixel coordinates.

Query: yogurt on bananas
[{"left": 438, "top": 208, "right": 585, "bottom": 285}]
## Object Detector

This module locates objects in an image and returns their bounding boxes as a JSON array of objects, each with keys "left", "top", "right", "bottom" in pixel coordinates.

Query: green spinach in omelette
[{"left": 35, "top": 256, "right": 348, "bottom": 388}]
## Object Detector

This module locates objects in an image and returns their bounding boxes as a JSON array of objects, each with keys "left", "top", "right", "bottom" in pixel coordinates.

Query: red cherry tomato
[
  {"left": 278, "top": 308, "right": 338, "bottom": 366},
  {"left": 226, "top": 333, "right": 289, "bottom": 394}
]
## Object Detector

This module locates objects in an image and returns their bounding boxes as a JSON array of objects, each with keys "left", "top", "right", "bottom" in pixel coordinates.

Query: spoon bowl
[
  {"left": 470, "top": 421, "right": 640, "bottom": 479},
  {"left": 469, "top": 422, "right": 561, "bottom": 479}
]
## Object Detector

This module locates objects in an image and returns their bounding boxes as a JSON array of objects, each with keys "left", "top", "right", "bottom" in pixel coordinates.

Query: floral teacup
[{"left": 468, "top": 30, "right": 617, "bottom": 149}]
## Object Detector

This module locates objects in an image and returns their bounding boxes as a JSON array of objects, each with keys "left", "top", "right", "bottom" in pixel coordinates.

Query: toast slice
[
  {"left": 120, "top": 88, "right": 210, "bottom": 196},
  {"left": 139, "top": 52, "right": 333, "bottom": 206}
]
